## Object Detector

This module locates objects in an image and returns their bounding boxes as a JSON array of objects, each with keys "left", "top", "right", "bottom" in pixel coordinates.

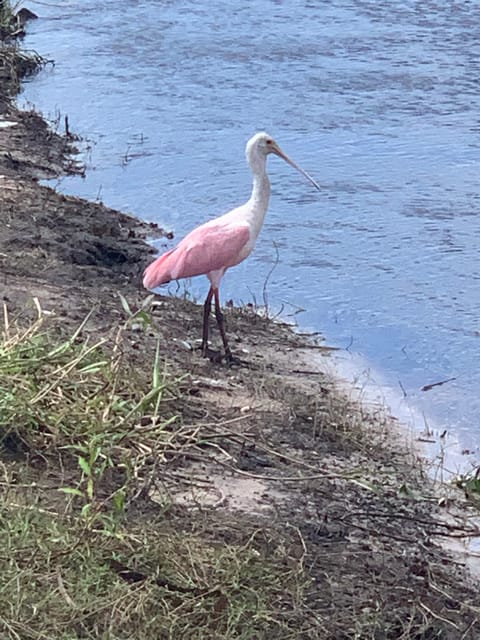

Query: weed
[
  {"left": 0, "top": 0, "right": 14, "bottom": 31},
  {"left": 0, "top": 304, "right": 178, "bottom": 524},
  {"left": 455, "top": 468, "right": 480, "bottom": 507}
]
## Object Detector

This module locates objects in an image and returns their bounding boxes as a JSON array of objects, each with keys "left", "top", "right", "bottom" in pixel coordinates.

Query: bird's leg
[
  {"left": 201, "top": 287, "right": 214, "bottom": 355},
  {"left": 213, "top": 288, "right": 238, "bottom": 364},
  {"left": 202, "top": 288, "right": 223, "bottom": 362}
]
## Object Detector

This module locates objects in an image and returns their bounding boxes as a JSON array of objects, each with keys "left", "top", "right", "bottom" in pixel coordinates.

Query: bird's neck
[{"left": 247, "top": 154, "right": 271, "bottom": 238}]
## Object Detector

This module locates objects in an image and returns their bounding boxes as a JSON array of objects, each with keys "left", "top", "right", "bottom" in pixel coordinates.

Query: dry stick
[
  {"left": 430, "top": 576, "right": 480, "bottom": 615},
  {"left": 343, "top": 510, "right": 480, "bottom": 536},
  {"left": 162, "top": 470, "right": 213, "bottom": 485},
  {"left": 186, "top": 418, "right": 339, "bottom": 474},
  {"left": 418, "top": 601, "right": 459, "bottom": 630},
  {"left": 461, "top": 620, "right": 479, "bottom": 640},
  {"left": 262, "top": 240, "right": 280, "bottom": 318},
  {"left": 4, "top": 501, "right": 60, "bottom": 518},
  {"left": 334, "top": 520, "right": 428, "bottom": 545},
  {"left": 185, "top": 429, "right": 258, "bottom": 442},
  {"left": 216, "top": 459, "right": 373, "bottom": 487},
  {"left": 190, "top": 426, "right": 320, "bottom": 470},
  {"left": 340, "top": 515, "right": 480, "bottom": 540},
  {"left": 193, "top": 441, "right": 235, "bottom": 461},
  {"left": 419, "top": 529, "right": 480, "bottom": 540},
  {"left": 286, "top": 523, "right": 308, "bottom": 571},
  {"left": 57, "top": 569, "right": 76, "bottom": 609},
  {"left": 181, "top": 413, "right": 254, "bottom": 430}
]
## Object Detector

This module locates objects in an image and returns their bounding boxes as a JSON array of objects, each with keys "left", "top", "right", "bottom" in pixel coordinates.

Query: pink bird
[{"left": 143, "top": 132, "right": 320, "bottom": 363}]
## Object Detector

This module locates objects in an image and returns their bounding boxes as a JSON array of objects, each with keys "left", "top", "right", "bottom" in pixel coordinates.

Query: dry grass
[
  {"left": 0, "top": 303, "right": 314, "bottom": 639},
  {"left": 0, "top": 45, "right": 43, "bottom": 97},
  {"left": 0, "top": 501, "right": 310, "bottom": 639},
  {"left": 1, "top": 299, "right": 480, "bottom": 639},
  {"left": 0, "top": 2, "right": 44, "bottom": 102}
]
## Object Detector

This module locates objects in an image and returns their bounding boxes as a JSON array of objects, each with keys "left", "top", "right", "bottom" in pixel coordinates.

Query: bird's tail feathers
[{"left": 143, "top": 249, "right": 176, "bottom": 289}]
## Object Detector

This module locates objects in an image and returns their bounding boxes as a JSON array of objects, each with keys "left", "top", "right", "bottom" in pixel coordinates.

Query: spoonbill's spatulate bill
[{"left": 143, "top": 132, "right": 320, "bottom": 362}]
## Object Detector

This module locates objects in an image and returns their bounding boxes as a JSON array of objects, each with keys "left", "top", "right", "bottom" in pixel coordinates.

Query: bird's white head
[
  {"left": 246, "top": 131, "right": 278, "bottom": 158},
  {"left": 245, "top": 131, "right": 320, "bottom": 191}
]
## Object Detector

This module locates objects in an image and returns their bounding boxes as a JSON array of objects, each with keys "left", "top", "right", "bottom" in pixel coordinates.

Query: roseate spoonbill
[{"left": 143, "top": 132, "right": 320, "bottom": 362}]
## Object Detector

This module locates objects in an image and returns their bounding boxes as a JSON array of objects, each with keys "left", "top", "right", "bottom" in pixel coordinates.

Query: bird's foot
[
  {"left": 224, "top": 351, "right": 244, "bottom": 367},
  {"left": 200, "top": 345, "right": 246, "bottom": 366},
  {"left": 201, "top": 346, "right": 224, "bottom": 364}
]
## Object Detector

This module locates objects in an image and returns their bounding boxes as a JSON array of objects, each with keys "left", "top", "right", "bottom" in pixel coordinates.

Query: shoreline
[
  {"left": 328, "top": 347, "right": 475, "bottom": 478},
  {"left": 1, "top": 17, "right": 480, "bottom": 638}
]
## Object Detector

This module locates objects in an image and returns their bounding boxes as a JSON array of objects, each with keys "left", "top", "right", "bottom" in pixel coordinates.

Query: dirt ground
[{"left": 1, "top": 36, "right": 480, "bottom": 639}]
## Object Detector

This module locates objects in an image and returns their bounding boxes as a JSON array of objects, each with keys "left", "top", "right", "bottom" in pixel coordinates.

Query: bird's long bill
[{"left": 272, "top": 143, "right": 321, "bottom": 191}]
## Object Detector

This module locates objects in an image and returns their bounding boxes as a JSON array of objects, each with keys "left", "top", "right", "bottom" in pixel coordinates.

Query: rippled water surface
[{"left": 21, "top": 0, "right": 480, "bottom": 458}]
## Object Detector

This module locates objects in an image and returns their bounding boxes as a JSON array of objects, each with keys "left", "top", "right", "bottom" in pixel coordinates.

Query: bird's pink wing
[{"left": 143, "top": 222, "right": 250, "bottom": 289}]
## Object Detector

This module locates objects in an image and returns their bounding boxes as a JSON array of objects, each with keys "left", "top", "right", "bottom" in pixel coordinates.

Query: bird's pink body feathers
[
  {"left": 143, "top": 214, "right": 251, "bottom": 290},
  {"left": 143, "top": 131, "right": 319, "bottom": 297}
]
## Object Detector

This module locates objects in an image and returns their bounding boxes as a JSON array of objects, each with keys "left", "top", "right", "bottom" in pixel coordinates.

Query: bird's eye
[{"left": 266, "top": 139, "right": 273, "bottom": 145}]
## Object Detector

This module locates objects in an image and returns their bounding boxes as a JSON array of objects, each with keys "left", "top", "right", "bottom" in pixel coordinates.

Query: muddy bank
[
  {"left": 0, "top": 95, "right": 167, "bottom": 325},
  {"left": 1, "top": 25, "right": 480, "bottom": 639}
]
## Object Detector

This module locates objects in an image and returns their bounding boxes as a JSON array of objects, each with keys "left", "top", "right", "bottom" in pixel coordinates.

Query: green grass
[
  {"left": 0, "top": 306, "right": 310, "bottom": 639},
  {"left": 455, "top": 471, "right": 480, "bottom": 508},
  {"left": 0, "top": 308, "right": 177, "bottom": 518},
  {"left": 0, "top": 501, "right": 306, "bottom": 640}
]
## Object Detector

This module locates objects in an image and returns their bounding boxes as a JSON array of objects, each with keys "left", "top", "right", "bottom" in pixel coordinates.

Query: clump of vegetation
[
  {"left": 0, "top": 1, "right": 36, "bottom": 37},
  {"left": 0, "top": 304, "right": 311, "bottom": 639},
  {"left": 0, "top": 1, "right": 43, "bottom": 97},
  {"left": 0, "top": 500, "right": 307, "bottom": 639},
  {"left": 456, "top": 469, "right": 480, "bottom": 508},
  {"left": 0, "top": 0, "right": 14, "bottom": 32},
  {"left": 0, "top": 302, "right": 180, "bottom": 519}
]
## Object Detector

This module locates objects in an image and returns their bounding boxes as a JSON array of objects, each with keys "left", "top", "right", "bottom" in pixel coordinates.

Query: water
[{"left": 20, "top": 0, "right": 480, "bottom": 464}]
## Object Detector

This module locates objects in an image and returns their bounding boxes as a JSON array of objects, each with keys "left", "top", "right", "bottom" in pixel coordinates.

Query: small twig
[
  {"left": 162, "top": 471, "right": 214, "bottom": 486},
  {"left": 461, "top": 619, "right": 478, "bottom": 640},
  {"left": 430, "top": 577, "right": 480, "bottom": 615},
  {"left": 193, "top": 441, "right": 235, "bottom": 461},
  {"left": 181, "top": 413, "right": 253, "bottom": 430},
  {"left": 286, "top": 523, "right": 308, "bottom": 571},
  {"left": 343, "top": 510, "right": 480, "bottom": 535},
  {"left": 421, "top": 377, "right": 456, "bottom": 392},
  {"left": 418, "top": 601, "right": 459, "bottom": 630},
  {"left": 216, "top": 459, "right": 369, "bottom": 485},
  {"left": 291, "top": 369, "right": 325, "bottom": 375},
  {"left": 337, "top": 520, "right": 425, "bottom": 545},
  {"left": 398, "top": 379, "right": 408, "bottom": 398},
  {"left": 262, "top": 241, "right": 280, "bottom": 318},
  {"left": 57, "top": 569, "right": 76, "bottom": 608},
  {"left": 5, "top": 502, "right": 60, "bottom": 517}
]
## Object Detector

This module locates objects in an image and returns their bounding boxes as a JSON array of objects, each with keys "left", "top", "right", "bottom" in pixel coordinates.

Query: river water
[{"left": 20, "top": 0, "right": 480, "bottom": 465}]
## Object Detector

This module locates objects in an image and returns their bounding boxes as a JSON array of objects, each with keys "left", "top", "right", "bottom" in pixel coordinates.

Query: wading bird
[{"left": 143, "top": 132, "right": 320, "bottom": 362}]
